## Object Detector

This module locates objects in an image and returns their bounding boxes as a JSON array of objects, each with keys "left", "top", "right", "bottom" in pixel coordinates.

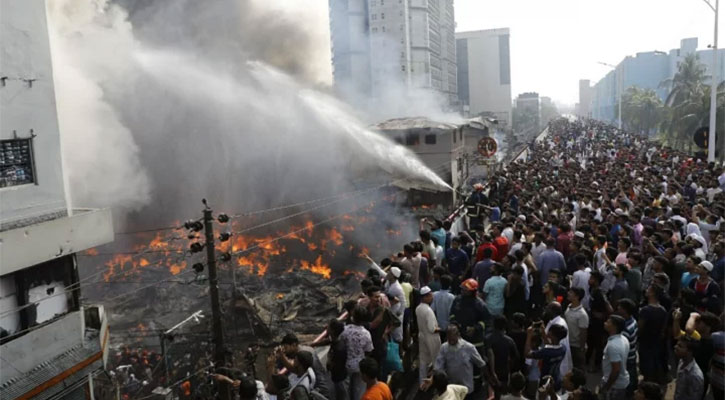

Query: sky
[
  {"left": 454, "top": 0, "right": 722, "bottom": 106},
  {"left": 260, "top": 0, "right": 721, "bottom": 107}
]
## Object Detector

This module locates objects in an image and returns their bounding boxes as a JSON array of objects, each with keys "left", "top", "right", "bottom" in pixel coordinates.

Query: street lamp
[
  {"left": 700, "top": 0, "right": 719, "bottom": 162},
  {"left": 598, "top": 61, "right": 623, "bottom": 130}
]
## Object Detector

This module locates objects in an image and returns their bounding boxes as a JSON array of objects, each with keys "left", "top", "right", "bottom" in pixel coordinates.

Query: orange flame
[{"left": 300, "top": 255, "right": 331, "bottom": 279}]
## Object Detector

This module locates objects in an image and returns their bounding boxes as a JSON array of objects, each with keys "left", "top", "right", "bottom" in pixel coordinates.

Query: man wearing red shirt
[
  {"left": 475, "top": 234, "right": 499, "bottom": 262},
  {"left": 556, "top": 223, "right": 574, "bottom": 260},
  {"left": 491, "top": 225, "right": 509, "bottom": 261}
]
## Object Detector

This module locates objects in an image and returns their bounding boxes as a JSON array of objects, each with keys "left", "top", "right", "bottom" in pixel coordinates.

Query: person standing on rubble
[
  {"left": 385, "top": 267, "right": 405, "bottom": 343},
  {"left": 416, "top": 286, "right": 442, "bottom": 385},
  {"left": 364, "top": 286, "right": 395, "bottom": 380},
  {"left": 341, "top": 306, "right": 374, "bottom": 400},
  {"left": 401, "top": 244, "right": 422, "bottom": 288},
  {"left": 277, "top": 333, "right": 332, "bottom": 399}
]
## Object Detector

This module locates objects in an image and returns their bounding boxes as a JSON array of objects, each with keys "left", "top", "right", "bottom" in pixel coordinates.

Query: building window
[
  {"left": 372, "top": 27, "right": 378, "bottom": 33},
  {"left": 394, "top": 137, "right": 404, "bottom": 145},
  {"left": 380, "top": 0, "right": 384, "bottom": 4},
  {"left": 1, "top": 138, "right": 35, "bottom": 188},
  {"left": 401, "top": 65, "right": 406, "bottom": 71},
  {"left": 424, "top": 134, "right": 437, "bottom": 144},
  {"left": 381, "top": 13, "right": 385, "bottom": 19},
  {"left": 382, "top": 26, "right": 386, "bottom": 32},
  {"left": 405, "top": 133, "right": 420, "bottom": 145},
  {"left": 0, "top": 255, "right": 78, "bottom": 344},
  {"left": 371, "top": 14, "right": 377, "bottom": 20},
  {"left": 371, "top": 0, "right": 376, "bottom": 5}
]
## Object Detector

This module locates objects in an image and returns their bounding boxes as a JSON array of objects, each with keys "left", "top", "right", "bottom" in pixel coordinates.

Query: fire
[
  {"left": 149, "top": 233, "right": 169, "bottom": 250},
  {"left": 299, "top": 255, "right": 331, "bottom": 279},
  {"left": 101, "top": 207, "right": 403, "bottom": 283},
  {"left": 386, "top": 228, "right": 402, "bottom": 236},
  {"left": 276, "top": 293, "right": 285, "bottom": 299},
  {"left": 84, "top": 248, "right": 99, "bottom": 256},
  {"left": 168, "top": 262, "right": 186, "bottom": 275},
  {"left": 326, "top": 228, "right": 343, "bottom": 246}
]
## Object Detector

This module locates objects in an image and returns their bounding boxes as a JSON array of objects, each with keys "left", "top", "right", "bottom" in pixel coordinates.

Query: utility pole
[
  {"left": 202, "top": 201, "right": 231, "bottom": 400},
  {"left": 706, "top": 0, "right": 719, "bottom": 162}
]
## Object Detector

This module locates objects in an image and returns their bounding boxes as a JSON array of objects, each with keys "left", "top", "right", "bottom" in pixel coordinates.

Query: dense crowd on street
[{"left": 218, "top": 118, "right": 725, "bottom": 400}]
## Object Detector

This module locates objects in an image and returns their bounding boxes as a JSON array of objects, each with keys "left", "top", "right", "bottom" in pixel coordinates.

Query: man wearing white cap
[
  {"left": 386, "top": 267, "right": 405, "bottom": 343},
  {"left": 416, "top": 286, "right": 442, "bottom": 384}
]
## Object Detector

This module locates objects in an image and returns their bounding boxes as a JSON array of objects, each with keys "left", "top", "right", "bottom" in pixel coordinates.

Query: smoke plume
[{"left": 46, "top": 0, "right": 448, "bottom": 229}]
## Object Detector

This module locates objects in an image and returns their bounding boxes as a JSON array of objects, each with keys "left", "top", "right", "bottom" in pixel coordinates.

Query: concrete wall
[
  {"left": 0, "top": 310, "right": 83, "bottom": 381},
  {"left": 0, "top": 208, "right": 114, "bottom": 276},
  {"left": 1, "top": 0, "right": 69, "bottom": 226},
  {"left": 456, "top": 29, "right": 512, "bottom": 126},
  {"left": 330, "top": 0, "right": 372, "bottom": 104},
  {"left": 331, "top": 0, "right": 457, "bottom": 104}
]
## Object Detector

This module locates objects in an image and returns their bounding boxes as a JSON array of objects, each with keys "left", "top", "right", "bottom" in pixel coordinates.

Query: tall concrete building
[
  {"left": 329, "top": 0, "right": 458, "bottom": 108},
  {"left": 514, "top": 92, "right": 541, "bottom": 135},
  {"left": 590, "top": 37, "right": 725, "bottom": 123},
  {"left": 577, "top": 79, "right": 594, "bottom": 118},
  {"left": 456, "top": 28, "right": 512, "bottom": 126},
  {"left": 1, "top": 0, "right": 114, "bottom": 398}
]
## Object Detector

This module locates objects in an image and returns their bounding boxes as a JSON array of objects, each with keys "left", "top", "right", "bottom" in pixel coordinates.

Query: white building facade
[
  {"left": 455, "top": 28, "right": 512, "bottom": 126},
  {"left": 1, "top": 0, "right": 114, "bottom": 398},
  {"left": 329, "top": 0, "right": 458, "bottom": 107}
]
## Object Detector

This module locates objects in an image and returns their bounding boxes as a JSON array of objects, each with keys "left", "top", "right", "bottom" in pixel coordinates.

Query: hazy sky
[{"left": 455, "top": 0, "right": 722, "bottom": 105}]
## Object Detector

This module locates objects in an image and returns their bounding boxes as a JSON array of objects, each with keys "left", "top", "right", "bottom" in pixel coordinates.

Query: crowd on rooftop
[{"left": 215, "top": 118, "right": 725, "bottom": 400}]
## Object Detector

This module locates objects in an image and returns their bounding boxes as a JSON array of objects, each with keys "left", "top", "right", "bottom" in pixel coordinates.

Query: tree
[
  {"left": 659, "top": 53, "right": 710, "bottom": 151},
  {"left": 618, "top": 86, "right": 663, "bottom": 135}
]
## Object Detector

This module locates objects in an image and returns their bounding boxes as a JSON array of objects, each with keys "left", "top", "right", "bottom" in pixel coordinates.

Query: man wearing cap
[
  {"left": 688, "top": 260, "right": 722, "bottom": 314},
  {"left": 385, "top": 267, "right": 405, "bottom": 343},
  {"left": 416, "top": 286, "right": 442, "bottom": 384},
  {"left": 450, "top": 279, "right": 491, "bottom": 360}
]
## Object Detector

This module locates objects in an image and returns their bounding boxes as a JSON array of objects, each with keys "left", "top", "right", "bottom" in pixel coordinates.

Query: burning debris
[{"left": 76, "top": 192, "right": 424, "bottom": 397}]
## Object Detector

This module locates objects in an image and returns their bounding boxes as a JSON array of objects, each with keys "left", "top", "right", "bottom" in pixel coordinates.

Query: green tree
[
  {"left": 659, "top": 53, "right": 710, "bottom": 151},
  {"left": 618, "top": 86, "right": 663, "bottom": 135}
]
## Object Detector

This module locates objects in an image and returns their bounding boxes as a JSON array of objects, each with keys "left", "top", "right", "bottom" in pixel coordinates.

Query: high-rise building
[
  {"left": 514, "top": 92, "right": 541, "bottom": 135},
  {"left": 456, "top": 28, "right": 512, "bottom": 126},
  {"left": 590, "top": 37, "right": 725, "bottom": 123},
  {"left": 329, "top": 0, "right": 458, "bottom": 108},
  {"left": 1, "top": 0, "right": 114, "bottom": 398},
  {"left": 577, "top": 79, "right": 594, "bottom": 118}
]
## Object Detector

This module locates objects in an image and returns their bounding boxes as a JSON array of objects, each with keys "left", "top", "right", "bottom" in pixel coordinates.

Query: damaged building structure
[
  {"left": 0, "top": 0, "right": 115, "bottom": 398},
  {"left": 371, "top": 116, "right": 501, "bottom": 207}
]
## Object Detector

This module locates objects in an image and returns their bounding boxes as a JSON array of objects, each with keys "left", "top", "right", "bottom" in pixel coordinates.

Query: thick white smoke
[
  {"left": 48, "top": 0, "right": 151, "bottom": 211},
  {"left": 45, "top": 0, "right": 449, "bottom": 227}
]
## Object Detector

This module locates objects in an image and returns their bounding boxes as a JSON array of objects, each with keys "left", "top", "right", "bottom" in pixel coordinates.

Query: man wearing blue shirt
[
  {"left": 536, "top": 237, "right": 566, "bottom": 284},
  {"left": 445, "top": 238, "right": 470, "bottom": 282},
  {"left": 482, "top": 263, "right": 507, "bottom": 316},
  {"left": 600, "top": 315, "right": 630, "bottom": 399},
  {"left": 432, "top": 275, "right": 455, "bottom": 342}
]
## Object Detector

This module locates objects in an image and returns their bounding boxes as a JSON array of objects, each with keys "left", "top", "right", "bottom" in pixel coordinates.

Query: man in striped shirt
[{"left": 617, "top": 298, "right": 638, "bottom": 397}]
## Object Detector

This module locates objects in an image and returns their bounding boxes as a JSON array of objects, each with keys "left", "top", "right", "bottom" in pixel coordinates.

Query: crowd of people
[{"left": 216, "top": 118, "right": 725, "bottom": 400}]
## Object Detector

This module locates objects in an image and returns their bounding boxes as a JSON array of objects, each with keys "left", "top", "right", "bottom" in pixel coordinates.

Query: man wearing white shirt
[
  {"left": 530, "top": 233, "right": 547, "bottom": 262},
  {"left": 544, "top": 302, "right": 573, "bottom": 378}
]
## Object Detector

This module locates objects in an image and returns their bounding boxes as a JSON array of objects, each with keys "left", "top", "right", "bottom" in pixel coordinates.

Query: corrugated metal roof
[
  {"left": 0, "top": 343, "right": 102, "bottom": 400},
  {"left": 371, "top": 117, "right": 460, "bottom": 131}
]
